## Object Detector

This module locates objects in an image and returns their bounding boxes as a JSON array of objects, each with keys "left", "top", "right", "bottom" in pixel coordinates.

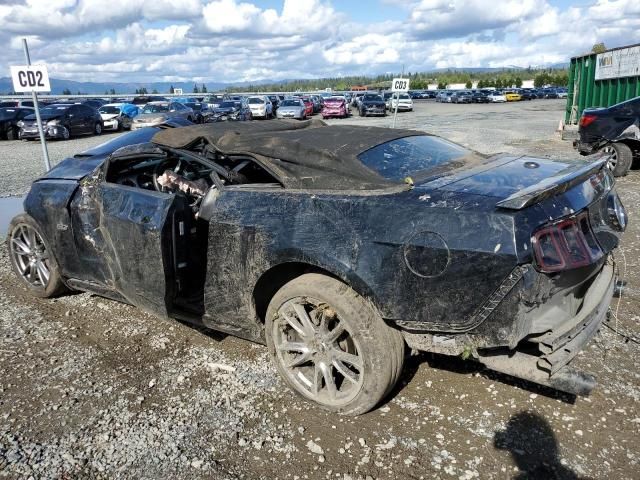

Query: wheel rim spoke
[
  {"left": 331, "top": 348, "right": 362, "bottom": 370},
  {"left": 36, "top": 261, "right": 50, "bottom": 285},
  {"left": 332, "top": 359, "right": 359, "bottom": 384},
  {"left": 281, "top": 310, "right": 307, "bottom": 337},
  {"left": 11, "top": 237, "right": 31, "bottom": 255},
  {"left": 325, "top": 321, "right": 346, "bottom": 344},
  {"left": 10, "top": 224, "right": 49, "bottom": 288},
  {"left": 274, "top": 296, "right": 364, "bottom": 406},
  {"left": 319, "top": 362, "right": 337, "bottom": 401},
  {"left": 292, "top": 303, "right": 316, "bottom": 336}
]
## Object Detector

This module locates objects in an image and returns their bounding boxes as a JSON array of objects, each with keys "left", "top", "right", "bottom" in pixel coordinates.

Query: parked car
[
  {"left": 321, "top": 97, "right": 349, "bottom": 119},
  {"left": 504, "top": 91, "right": 522, "bottom": 102},
  {"left": 131, "top": 96, "right": 168, "bottom": 108},
  {"left": 557, "top": 88, "right": 568, "bottom": 99},
  {"left": 98, "top": 103, "right": 138, "bottom": 131},
  {"left": 0, "top": 107, "right": 34, "bottom": 140},
  {"left": 210, "top": 99, "right": 252, "bottom": 122},
  {"left": 310, "top": 95, "right": 323, "bottom": 113},
  {"left": 247, "top": 96, "right": 273, "bottom": 119},
  {"left": 386, "top": 93, "right": 413, "bottom": 111},
  {"left": 184, "top": 102, "right": 213, "bottom": 124},
  {"left": 351, "top": 92, "right": 365, "bottom": 107},
  {"left": 470, "top": 91, "right": 490, "bottom": 103},
  {"left": 83, "top": 99, "right": 107, "bottom": 109},
  {"left": 487, "top": 91, "right": 507, "bottom": 103},
  {"left": 0, "top": 100, "right": 35, "bottom": 108},
  {"left": 276, "top": 98, "right": 307, "bottom": 120},
  {"left": 18, "top": 103, "right": 103, "bottom": 140},
  {"left": 574, "top": 96, "right": 640, "bottom": 177},
  {"left": 519, "top": 89, "right": 536, "bottom": 101},
  {"left": 542, "top": 88, "right": 560, "bottom": 99},
  {"left": 131, "top": 102, "right": 194, "bottom": 130},
  {"left": 300, "top": 97, "right": 314, "bottom": 117},
  {"left": 7, "top": 120, "right": 627, "bottom": 416},
  {"left": 268, "top": 95, "right": 280, "bottom": 112},
  {"left": 451, "top": 91, "right": 472, "bottom": 104},
  {"left": 359, "top": 93, "right": 386, "bottom": 116},
  {"left": 203, "top": 94, "right": 229, "bottom": 109}
]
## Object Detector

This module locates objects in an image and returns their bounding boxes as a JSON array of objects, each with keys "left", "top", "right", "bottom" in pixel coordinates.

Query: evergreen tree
[
  {"left": 201, "top": 84, "right": 207, "bottom": 93},
  {"left": 169, "top": 85, "right": 175, "bottom": 94},
  {"left": 193, "top": 84, "right": 199, "bottom": 93}
]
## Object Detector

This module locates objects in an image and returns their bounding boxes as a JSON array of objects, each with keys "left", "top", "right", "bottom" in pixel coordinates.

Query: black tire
[
  {"left": 6, "top": 126, "right": 17, "bottom": 140},
  {"left": 7, "top": 213, "right": 69, "bottom": 298},
  {"left": 94, "top": 122, "right": 102, "bottom": 135},
  {"left": 265, "top": 273, "right": 405, "bottom": 416},
  {"left": 601, "top": 142, "right": 633, "bottom": 177}
]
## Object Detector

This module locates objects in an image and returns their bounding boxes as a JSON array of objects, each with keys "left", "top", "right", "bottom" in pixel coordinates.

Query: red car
[
  {"left": 301, "top": 97, "right": 314, "bottom": 117},
  {"left": 321, "top": 97, "right": 349, "bottom": 119}
]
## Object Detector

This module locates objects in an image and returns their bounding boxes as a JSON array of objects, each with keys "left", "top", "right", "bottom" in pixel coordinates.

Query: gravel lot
[{"left": 1, "top": 100, "right": 639, "bottom": 479}]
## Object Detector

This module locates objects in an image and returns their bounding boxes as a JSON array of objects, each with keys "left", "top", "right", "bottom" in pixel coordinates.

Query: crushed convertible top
[{"left": 151, "top": 120, "right": 423, "bottom": 190}]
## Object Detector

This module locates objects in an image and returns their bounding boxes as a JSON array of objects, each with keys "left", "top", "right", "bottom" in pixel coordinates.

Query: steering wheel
[{"left": 152, "top": 158, "right": 182, "bottom": 192}]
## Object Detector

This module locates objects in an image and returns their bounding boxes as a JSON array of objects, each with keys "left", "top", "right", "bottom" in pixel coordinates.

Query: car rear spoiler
[{"left": 496, "top": 157, "right": 608, "bottom": 210}]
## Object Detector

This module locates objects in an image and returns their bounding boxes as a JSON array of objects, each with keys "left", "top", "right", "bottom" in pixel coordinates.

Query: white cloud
[{"left": 0, "top": 0, "right": 639, "bottom": 84}]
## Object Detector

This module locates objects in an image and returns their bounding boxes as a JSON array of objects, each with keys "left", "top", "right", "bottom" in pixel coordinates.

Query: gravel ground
[
  {"left": 1, "top": 100, "right": 639, "bottom": 479},
  {"left": 0, "top": 132, "right": 122, "bottom": 198}
]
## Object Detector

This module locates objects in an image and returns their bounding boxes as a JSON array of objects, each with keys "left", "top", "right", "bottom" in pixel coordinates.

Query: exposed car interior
[{"left": 105, "top": 144, "right": 282, "bottom": 211}]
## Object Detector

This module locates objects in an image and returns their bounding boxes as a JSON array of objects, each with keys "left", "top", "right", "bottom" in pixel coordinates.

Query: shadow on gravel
[
  {"left": 390, "top": 352, "right": 576, "bottom": 404},
  {"left": 494, "top": 411, "right": 581, "bottom": 480}
]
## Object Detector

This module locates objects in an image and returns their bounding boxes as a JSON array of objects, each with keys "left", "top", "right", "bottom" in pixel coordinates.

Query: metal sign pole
[
  {"left": 392, "top": 65, "right": 404, "bottom": 129},
  {"left": 22, "top": 38, "right": 51, "bottom": 171}
]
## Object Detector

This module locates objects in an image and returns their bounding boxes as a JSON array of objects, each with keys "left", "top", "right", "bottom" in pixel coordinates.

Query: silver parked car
[
  {"left": 276, "top": 98, "right": 307, "bottom": 120},
  {"left": 131, "top": 102, "right": 194, "bottom": 130}
]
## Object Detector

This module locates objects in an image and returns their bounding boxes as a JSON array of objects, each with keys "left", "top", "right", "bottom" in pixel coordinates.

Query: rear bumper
[
  {"left": 402, "top": 262, "right": 616, "bottom": 396},
  {"left": 478, "top": 263, "right": 615, "bottom": 395}
]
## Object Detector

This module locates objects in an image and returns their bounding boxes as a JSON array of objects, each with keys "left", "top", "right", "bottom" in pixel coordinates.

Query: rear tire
[
  {"left": 7, "top": 213, "right": 69, "bottom": 298},
  {"left": 265, "top": 273, "right": 405, "bottom": 416},
  {"left": 602, "top": 142, "right": 633, "bottom": 177}
]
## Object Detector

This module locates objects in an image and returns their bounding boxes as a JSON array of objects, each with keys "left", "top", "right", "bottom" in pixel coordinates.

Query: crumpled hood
[{"left": 100, "top": 113, "right": 119, "bottom": 120}]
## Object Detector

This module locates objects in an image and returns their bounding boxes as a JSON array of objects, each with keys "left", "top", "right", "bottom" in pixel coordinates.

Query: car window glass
[{"left": 358, "top": 135, "right": 472, "bottom": 181}]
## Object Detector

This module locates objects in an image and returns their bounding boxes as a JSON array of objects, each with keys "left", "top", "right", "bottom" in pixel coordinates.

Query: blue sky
[{"left": 1, "top": 0, "right": 638, "bottom": 83}]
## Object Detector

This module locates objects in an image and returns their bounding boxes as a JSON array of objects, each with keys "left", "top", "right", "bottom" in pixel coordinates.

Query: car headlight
[
  {"left": 17, "top": 121, "right": 24, "bottom": 127},
  {"left": 47, "top": 119, "right": 60, "bottom": 126}
]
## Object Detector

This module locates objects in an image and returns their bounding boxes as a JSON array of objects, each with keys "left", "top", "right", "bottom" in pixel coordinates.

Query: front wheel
[
  {"left": 7, "top": 214, "right": 68, "bottom": 298},
  {"left": 265, "top": 274, "right": 405, "bottom": 416},
  {"left": 601, "top": 142, "right": 633, "bottom": 177},
  {"left": 94, "top": 122, "right": 102, "bottom": 135},
  {"left": 6, "top": 126, "right": 17, "bottom": 140}
]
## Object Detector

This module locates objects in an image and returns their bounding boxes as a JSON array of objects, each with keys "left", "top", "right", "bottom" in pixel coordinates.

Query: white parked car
[
  {"left": 247, "top": 96, "right": 273, "bottom": 119},
  {"left": 487, "top": 92, "right": 507, "bottom": 103},
  {"left": 98, "top": 103, "right": 138, "bottom": 131},
  {"left": 386, "top": 93, "right": 413, "bottom": 111}
]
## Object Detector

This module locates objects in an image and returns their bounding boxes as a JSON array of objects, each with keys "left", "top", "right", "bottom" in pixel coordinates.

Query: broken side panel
[{"left": 96, "top": 184, "right": 186, "bottom": 317}]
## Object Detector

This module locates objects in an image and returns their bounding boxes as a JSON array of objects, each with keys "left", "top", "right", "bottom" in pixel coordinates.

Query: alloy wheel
[
  {"left": 272, "top": 298, "right": 364, "bottom": 407},
  {"left": 9, "top": 224, "right": 51, "bottom": 288},
  {"left": 602, "top": 145, "right": 618, "bottom": 171}
]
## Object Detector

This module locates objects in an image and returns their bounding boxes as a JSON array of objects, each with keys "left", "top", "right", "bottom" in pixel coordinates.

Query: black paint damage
[{"left": 19, "top": 120, "right": 627, "bottom": 396}]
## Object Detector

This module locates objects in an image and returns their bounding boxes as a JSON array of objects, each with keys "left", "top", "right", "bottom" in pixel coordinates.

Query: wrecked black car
[
  {"left": 575, "top": 96, "right": 640, "bottom": 177},
  {"left": 8, "top": 120, "right": 627, "bottom": 415}
]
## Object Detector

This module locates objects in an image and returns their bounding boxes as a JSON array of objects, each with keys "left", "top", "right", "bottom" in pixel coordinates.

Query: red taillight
[
  {"left": 532, "top": 213, "right": 603, "bottom": 273},
  {"left": 579, "top": 114, "right": 597, "bottom": 127}
]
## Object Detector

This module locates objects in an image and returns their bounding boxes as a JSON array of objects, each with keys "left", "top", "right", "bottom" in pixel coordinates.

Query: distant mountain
[
  {"left": 0, "top": 77, "right": 275, "bottom": 95},
  {"left": 0, "top": 65, "right": 569, "bottom": 95}
]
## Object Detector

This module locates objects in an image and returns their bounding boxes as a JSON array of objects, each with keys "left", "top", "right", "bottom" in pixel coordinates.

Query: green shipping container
[{"left": 565, "top": 43, "right": 640, "bottom": 125}]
